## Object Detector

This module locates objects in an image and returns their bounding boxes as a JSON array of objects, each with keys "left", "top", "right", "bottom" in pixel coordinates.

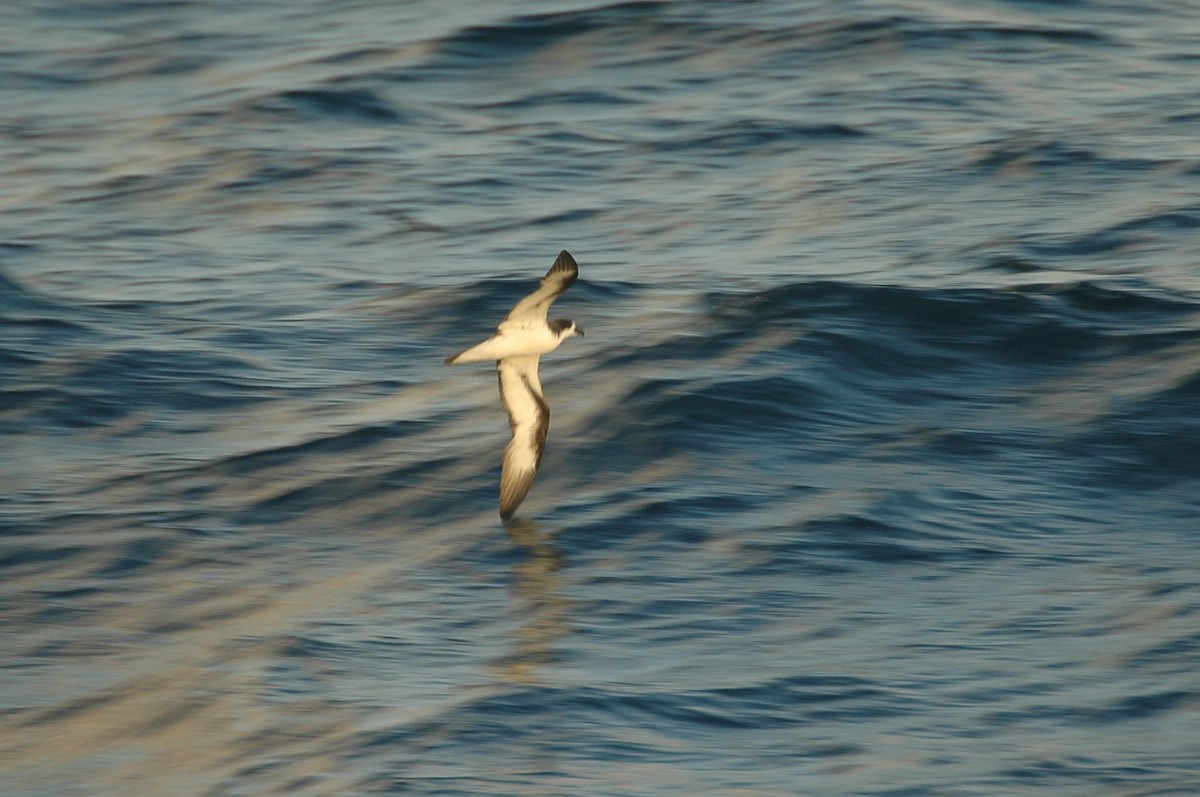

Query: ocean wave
[{"left": 5, "top": 0, "right": 1200, "bottom": 791}]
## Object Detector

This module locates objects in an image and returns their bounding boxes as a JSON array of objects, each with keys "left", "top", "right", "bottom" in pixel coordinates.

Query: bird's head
[{"left": 551, "top": 318, "right": 584, "bottom": 339}]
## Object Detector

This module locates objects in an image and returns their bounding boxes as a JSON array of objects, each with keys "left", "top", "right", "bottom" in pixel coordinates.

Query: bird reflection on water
[{"left": 490, "top": 519, "right": 572, "bottom": 686}]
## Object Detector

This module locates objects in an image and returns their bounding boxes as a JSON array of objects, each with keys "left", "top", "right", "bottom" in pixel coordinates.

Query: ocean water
[{"left": 3, "top": 0, "right": 1200, "bottom": 794}]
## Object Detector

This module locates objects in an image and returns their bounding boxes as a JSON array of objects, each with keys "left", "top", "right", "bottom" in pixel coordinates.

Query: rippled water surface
[{"left": 3, "top": 1, "right": 1200, "bottom": 795}]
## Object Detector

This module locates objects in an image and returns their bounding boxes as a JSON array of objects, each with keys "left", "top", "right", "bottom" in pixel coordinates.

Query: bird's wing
[
  {"left": 503, "top": 250, "right": 578, "bottom": 323},
  {"left": 497, "top": 355, "right": 549, "bottom": 521}
]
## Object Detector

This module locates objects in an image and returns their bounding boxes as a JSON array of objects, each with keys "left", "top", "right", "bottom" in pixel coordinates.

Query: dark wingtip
[
  {"left": 444, "top": 355, "right": 456, "bottom": 365},
  {"left": 545, "top": 250, "right": 578, "bottom": 290},
  {"left": 553, "top": 249, "right": 577, "bottom": 272}
]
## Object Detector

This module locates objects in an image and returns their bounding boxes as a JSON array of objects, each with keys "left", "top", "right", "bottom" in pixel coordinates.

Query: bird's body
[
  {"left": 444, "top": 318, "right": 572, "bottom": 364},
  {"left": 444, "top": 250, "right": 583, "bottom": 521}
]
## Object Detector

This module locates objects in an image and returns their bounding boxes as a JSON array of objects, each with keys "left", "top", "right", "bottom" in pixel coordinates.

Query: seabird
[{"left": 444, "top": 250, "right": 584, "bottom": 521}]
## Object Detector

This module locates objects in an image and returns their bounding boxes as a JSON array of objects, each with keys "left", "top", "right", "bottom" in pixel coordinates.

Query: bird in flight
[{"left": 445, "top": 250, "right": 584, "bottom": 521}]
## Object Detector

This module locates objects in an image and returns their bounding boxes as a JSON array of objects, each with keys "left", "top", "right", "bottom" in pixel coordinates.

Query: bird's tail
[{"left": 444, "top": 339, "right": 495, "bottom": 365}]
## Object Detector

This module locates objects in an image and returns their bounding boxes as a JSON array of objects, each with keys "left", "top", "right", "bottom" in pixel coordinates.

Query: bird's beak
[{"left": 576, "top": 327, "right": 585, "bottom": 337}]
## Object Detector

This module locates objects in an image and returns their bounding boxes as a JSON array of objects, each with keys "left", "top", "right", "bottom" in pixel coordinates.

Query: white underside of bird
[
  {"left": 444, "top": 250, "right": 583, "bottom": 521},
  {"left": 443, "top": 320, "right": 569, "bottom": 364}
]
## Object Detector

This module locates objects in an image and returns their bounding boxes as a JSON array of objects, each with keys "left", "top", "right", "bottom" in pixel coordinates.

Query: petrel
[{"left": 444, "top": 250, "right": 584, "bottom": 521}]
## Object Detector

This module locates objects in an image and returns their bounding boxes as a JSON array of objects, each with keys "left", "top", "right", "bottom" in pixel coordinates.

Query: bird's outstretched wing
[
  {"left": 496, "top": 355, "right": 549, "bottom": 521},
  {"left": 503, "top": 250, "right": 578, "bottom": 323}
]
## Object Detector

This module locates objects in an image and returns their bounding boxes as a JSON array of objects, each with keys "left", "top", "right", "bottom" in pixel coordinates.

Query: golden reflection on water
[
  {"left": 0, "top": 566, "right": 371, "bottom": 795},
  {"left": 0, "top": 489, "right": 509, "bottom": 796},
  {"left": 1028, "top": 339, "right": 1200, "bottom": 425}
]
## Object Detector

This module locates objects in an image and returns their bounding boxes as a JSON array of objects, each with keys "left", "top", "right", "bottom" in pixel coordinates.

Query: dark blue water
[{"left": 3, "top": 1, "right": 1200, "bottom": 795}]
